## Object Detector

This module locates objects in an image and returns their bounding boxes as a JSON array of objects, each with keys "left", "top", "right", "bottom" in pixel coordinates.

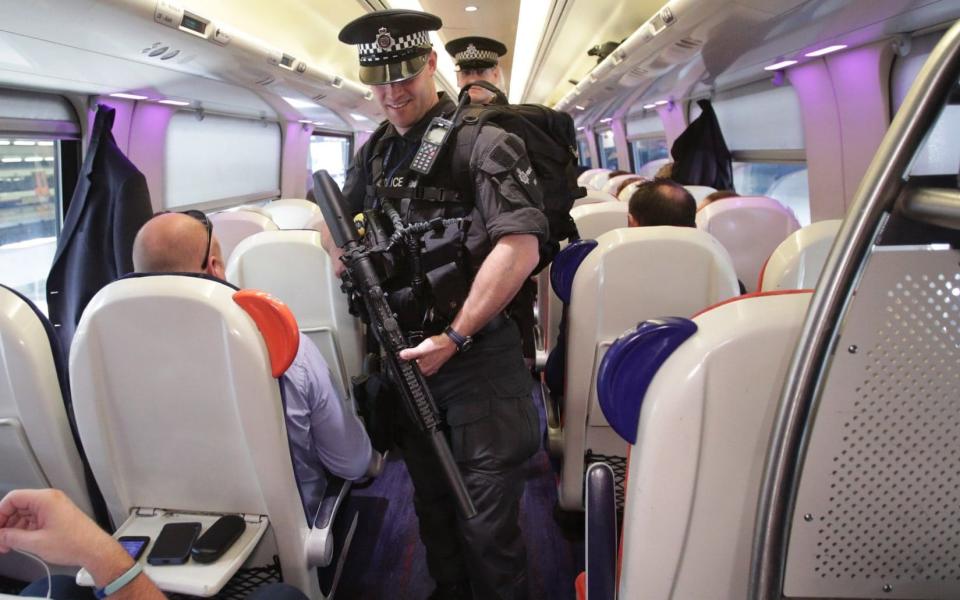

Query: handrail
[{"left": 749, "top": 18, "right": 960, "bottom": 600}]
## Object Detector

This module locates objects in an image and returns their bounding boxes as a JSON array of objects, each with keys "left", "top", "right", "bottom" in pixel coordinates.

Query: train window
[
  {"left": 0, "top": 89, "right": 80, "bottom": 313},
  {"left": 597, "top": 129, "right": 619, "bottom": 170},
  {"left": 629, "top": 137, "right": 669, "bottom": 173},
  {"left": 892, "top": 31, "right": 960, "bottom": 178},
  {"left": 577, "top": 135, "right": 592, "bottom": 168},
  {"left": 308, "top": 133, "right": 352, "bottom": 189},
  {"left": 165, "top": 112, "right": 281, "bottom": 209},
  {"left": 692, "top": 81, "right": 805, "bottom": 152},
  {"left": 733, "top": 160, "right": 810, "bottom": 225}
]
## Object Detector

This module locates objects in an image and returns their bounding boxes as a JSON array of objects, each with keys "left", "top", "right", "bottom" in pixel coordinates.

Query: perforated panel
[{"left": 785, "top": 246, "right": 960, "bottom": 598}]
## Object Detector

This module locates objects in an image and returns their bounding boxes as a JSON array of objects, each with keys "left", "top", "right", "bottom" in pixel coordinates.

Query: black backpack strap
[
  {"left": 450, "top": 105, "right": 487, "bottom": 205},
  {"left": 457, "top": 80, "right": 509, "bottom": 106}
]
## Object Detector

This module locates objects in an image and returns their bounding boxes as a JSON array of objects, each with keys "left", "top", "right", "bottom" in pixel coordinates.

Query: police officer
[
  {"left": 326, "top": 9, "right": 545, "bottom": 600},
  {"left": 445, "top": 36, "right": 508, "bottom": 105}
]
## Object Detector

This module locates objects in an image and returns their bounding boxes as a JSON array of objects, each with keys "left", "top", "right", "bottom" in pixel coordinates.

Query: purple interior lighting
[
  {"left": 805, "top": 44, "right": 848, "bottom": 57},
  {"left": 764, "top": 59, "right": 798, "bottom": 71}
]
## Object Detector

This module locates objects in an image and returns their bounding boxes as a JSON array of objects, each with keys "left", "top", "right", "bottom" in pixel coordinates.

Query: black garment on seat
[
  {"left": 46, "top": 104, "right": 153, "bottom": 351},
  {"left": 670, "top": 99, "right": 734, "bottom": 191}
]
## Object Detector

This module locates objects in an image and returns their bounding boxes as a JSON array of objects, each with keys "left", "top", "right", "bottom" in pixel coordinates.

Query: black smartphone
[
  {"left": 117, "top": 536, "right": 150, "bottom": 561},
  {"left": 191, "top": 515, "right": 246, "bottom": 564},
  {"left": 147, "top": 522, "right": 201, "bottom": 566}
]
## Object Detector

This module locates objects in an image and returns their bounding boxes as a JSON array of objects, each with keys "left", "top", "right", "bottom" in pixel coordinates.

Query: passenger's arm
[
  {"left": 0, "top": 489, "right": 166, "bottom": 600},
  {"left": 398, "top": 234, "right": 539, "bottom": 375}
]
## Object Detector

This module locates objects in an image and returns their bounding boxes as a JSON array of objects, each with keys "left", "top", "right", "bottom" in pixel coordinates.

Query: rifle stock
[{"left": 313, "top": 170, "right": 478, "bottom": 520}]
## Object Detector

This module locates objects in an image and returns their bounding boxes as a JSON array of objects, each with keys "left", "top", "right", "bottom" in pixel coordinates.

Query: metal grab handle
[{"left": 750, "top": 20, "right": 960, "bottom": 600}]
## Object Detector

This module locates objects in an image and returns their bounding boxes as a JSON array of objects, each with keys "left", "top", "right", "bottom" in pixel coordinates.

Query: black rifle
[{"left": 313, "top": 170, "right": 478, "bottom": 520}]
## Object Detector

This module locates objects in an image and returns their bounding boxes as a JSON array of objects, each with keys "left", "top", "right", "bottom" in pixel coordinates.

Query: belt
[{"left": 417, "top": 312, "right": 510, "bottom": 344}]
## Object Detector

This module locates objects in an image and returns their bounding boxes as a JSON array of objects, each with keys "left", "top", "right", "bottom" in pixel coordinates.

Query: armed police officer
[
  {"left": 323, "top": 10, "right": 545, "bottom": 600},
  {"left": 445, "top": 36, "right": 508, "bottom": 105}
]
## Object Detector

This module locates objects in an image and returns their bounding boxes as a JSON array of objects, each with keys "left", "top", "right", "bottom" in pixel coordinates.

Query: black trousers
[{"left": 397, "top": 322, "right": 540, "bottom": 600}]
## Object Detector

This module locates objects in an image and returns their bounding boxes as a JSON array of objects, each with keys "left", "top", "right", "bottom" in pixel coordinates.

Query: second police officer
[
  {"left": 445, "top": 35, "right": 508, "bottom": 105},
  {"left": 326, "top": 9, "right": 545, "bottom": 600}
]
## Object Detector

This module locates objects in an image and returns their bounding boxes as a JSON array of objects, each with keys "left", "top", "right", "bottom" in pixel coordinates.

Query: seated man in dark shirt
[{"left": 544, "top": 180, "right": 696, "bottom": 398}]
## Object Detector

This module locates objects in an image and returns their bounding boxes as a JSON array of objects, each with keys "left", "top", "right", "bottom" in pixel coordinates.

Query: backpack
[{"left": 451, "top": 81, "right": 585, "bottom": 271}]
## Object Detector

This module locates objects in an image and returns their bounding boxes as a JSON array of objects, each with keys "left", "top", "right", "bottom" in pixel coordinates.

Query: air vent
[
  {"left": 312, "top": 93, "right": 327, "bottom": 102},
  {"left": 674, "top": 37, "right": 702, "bottom": 50},
  {"left": 629, "top": 65, "right": 648, "bottom": 77},
  {"left": 255, "top": 76, "right": 275, "bottom": 86},
  {"left": 141, "top": 42, "right": 182, "bottom": 61}
]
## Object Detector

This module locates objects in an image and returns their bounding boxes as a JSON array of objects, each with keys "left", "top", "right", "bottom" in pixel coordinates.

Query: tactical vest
[{"left": 360, "top": 112, "right": 475, "bottom": 337}]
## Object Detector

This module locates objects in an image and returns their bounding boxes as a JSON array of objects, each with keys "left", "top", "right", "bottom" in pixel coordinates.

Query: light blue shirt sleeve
[{"left": 281, "top": 333, "right": 372, "bottom": 514}]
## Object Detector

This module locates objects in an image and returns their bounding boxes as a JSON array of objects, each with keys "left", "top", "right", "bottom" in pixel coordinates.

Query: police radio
[{"left": 410, "top": 116, "right": 454, "bottom": 175}]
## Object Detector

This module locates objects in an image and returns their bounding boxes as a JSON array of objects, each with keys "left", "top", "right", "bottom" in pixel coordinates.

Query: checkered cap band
[
  {"left": 358, "top": 30, "right": 431, "bottom": 63},
  {"left": 455, "top": 46, "right": 500, "bottom": 63}
]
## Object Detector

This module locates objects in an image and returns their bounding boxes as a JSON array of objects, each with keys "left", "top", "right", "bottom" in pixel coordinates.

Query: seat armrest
[
  {"left": 305, "top": 476, "right": 350, "bottom": 567},
  {"left": 585, "top": 462, "right": 617, "bottom": 600}
]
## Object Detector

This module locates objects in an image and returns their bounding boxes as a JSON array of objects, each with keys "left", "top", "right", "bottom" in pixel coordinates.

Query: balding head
[
  {"left": 133, "top": 212, "right": 224, "bottom": 279},
  {"left": 627, "top": 179, "right": 697, "bottom": 228}
]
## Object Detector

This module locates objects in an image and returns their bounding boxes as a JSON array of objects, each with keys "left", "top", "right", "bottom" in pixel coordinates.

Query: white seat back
[
  {"left": 696, "top": 196, "right": 801, "bottom": 292},
  {"left": 209, "top": 210, "right": 278, "bottom": 262},
  {"left": 589, "top": 170, "right": 616, "bottom": 191},
  {"left": 759, "top": 219, "right": 841, "bottom": 291},
  {"left": 262, "top": 199, "right": 322, "bottom": 230},
  {"left": 0, "top": 284, "right": 97, "bottom": 579},
  {"left": 616, "top": 291, "right": 812, "bottom": 599},
  {"left": 226, "top": 230, "right": 363, "bottom": 403},
  {"left": 636, "top": 158, "right": 670, "bottom": 179},
  {"left": 602, "top": 174, "right": 643, "bottom": 197},
  {"left": 578, "top": 168, "right": 610, "bottom": 189},
  {"left": 573, "top": 189, "right": 618, "bottom": 208},
  {"left": 70, "top": 276, "right": 320, "bottom": 595},
  {"left": 558, "top": 227, "right": 739, "bottom": 509},
  {"left": 684, "top": 185, "right": 717, "bottom": 203}
]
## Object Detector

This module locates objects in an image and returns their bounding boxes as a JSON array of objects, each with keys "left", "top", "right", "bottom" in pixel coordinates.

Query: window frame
[{"left": 627, "top": 133, "right": 670, "bottom": 173}]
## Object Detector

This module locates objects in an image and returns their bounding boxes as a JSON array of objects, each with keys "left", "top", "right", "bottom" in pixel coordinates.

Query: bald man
[{"left": 133, "top": 212, "right": 380, "bottom": 517}]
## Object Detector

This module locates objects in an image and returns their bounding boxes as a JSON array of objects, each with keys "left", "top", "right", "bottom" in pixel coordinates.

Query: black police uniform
[{"left": 340, "top": 11, "right": 547, "bottom": 600}]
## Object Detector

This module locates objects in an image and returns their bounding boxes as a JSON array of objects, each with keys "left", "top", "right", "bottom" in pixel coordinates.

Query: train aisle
[{"left": 340, "top": 384, "right": 584, "bottom": 599}]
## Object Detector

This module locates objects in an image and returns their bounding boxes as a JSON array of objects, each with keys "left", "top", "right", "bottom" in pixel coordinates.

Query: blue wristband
[{"left": 94, "top": 561, "right": 143, "bottom": 598}]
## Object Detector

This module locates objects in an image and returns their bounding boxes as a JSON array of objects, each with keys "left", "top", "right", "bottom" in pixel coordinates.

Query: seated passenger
[
  {"left": 697, "top": 189, "right": 739, "bottom": 211},
  {"left": 654, "top": 161, "right": 674, "bottom": 180},
  {"left": 132, "top": 212, "right": 380, "bottom": 517},
  {"left": 545, "top": 180, "right": 696, "bottom": 397}
]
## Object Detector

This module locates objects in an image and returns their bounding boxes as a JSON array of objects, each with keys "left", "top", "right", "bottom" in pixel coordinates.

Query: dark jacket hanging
[
  {"left": 46, "top": 104, "right": 153, "bottom": 350},
  {"left": 670, "top": 99, "right": 734, "bottom": 191}
]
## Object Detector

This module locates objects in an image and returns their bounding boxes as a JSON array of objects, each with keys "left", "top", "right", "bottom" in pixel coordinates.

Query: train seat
[
  {"left": 616, "top": 179, "right": 646, "bottom": 202},
  {"left": 556, "top": 227, "right": 740, "bottom": 510},
  {"left": 69, "top": 275, "right": 352, "bottom": 597},
  {"left": 209, "top": 209, "right": 279, "bottom": 263},
  {"left": 0, "top": 284, "right": 102, "bottom": 580},
  {"left": 589, "top": 170, "right": 617, "bottom": 191},
  {"left": 573, "top": 188, "right": 619, "bottom": 208},
  {"left": 225, "top": 229, "right": 363, "bottom": 405},
  {"left": 578, "top": 168, "right": 610, "bottom": 189},
  {"left": 636, "top": 158, "right": 671, "bottom": 179},
  {"left": 758, "top": 219, "right": 841, "bottom": 291},
  {"left": 584, "top": 290, "right": 813, "bottom": 599},
  {"left": 262, "top": 199, "right": 322, "bottom": 230},
  {"left": 696, "top": 195, "right": 801, "bottom": 293},
  {"left": 683, "top": 185, "right": 717, "bottom": 204},
  {"left": 602, "top": 174, "right": 643, "bottom": 197}
]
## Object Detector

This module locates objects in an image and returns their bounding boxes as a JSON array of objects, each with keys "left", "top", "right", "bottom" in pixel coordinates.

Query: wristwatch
[{"left": 444, "top": 325, "right": 473, "bottom": 353}]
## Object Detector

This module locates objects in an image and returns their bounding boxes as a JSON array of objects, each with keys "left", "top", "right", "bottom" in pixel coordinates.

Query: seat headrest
[
  {"left": 550, "top": 239, "right": 598, "bottom": 304},
  {"left": 233, "top": 290, "right": 300, "bottom": 377},
  {"left": 597, "top": 317, "right": 697, "bottom": 444}
]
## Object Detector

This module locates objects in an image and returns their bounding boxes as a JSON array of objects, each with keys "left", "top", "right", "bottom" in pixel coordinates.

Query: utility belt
[{"left": 410, "top": 312, "right": 512, "bottom": 346}]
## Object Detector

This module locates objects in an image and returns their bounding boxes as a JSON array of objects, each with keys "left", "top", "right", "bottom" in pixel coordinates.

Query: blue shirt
[{"left": 281, "top": 333, "right": 372, "bottom": 518}]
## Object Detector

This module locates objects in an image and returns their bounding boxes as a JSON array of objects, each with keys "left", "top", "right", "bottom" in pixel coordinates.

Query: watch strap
[{"left": 444, "top": 326, "right": 470, "bottom": 351}]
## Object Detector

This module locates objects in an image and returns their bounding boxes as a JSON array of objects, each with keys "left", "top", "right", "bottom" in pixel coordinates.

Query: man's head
[
  {"left": 340, "top": 9, "right": 442, "bottom": 134},
  {"left": 698, "top": 189, "right": 738, "bottom": 210},
  {"left": 627, "top": 179, "right": 697, "bottom": 228},
  {"left": 133, "top": 212, "right": 225, "bottom": 280},
  {"left": 445, "top": 36, "right": 507, "bottom": 104}
]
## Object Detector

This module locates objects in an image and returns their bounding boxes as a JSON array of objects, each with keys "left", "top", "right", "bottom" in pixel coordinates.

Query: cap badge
[{"left": 376, "top": 27, "right": 395, "bottom": 50}]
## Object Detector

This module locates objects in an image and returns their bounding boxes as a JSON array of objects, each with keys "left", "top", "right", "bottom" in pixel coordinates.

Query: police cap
[
  {"left": 339, "top": 9, "right": 442, "bottom": 85},
  {"left": 444, "top": 36, "right": 507, "bottom": 71}
]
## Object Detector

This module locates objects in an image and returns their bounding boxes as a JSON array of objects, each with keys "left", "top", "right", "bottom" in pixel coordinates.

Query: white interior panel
[
  {"left": 692, "top": 79, "right": 805, "bottom": 151},
  {"left": 626, "top": 114, "right": 664, "bottom": 138},
  {"left": 165, "top": 112, "right": 280, "bottom": 208}
]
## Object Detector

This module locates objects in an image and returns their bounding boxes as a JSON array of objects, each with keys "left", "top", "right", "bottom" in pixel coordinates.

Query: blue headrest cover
[
  {"left": 597, "top": 317, "right": 697, "bottom": 444},
  {"left": 550, "top": 239, "right": 598, "bottom": 304}
]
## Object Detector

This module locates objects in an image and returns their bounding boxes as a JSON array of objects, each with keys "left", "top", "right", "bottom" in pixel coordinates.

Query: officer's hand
[{"left": 398, "top": 334, "right": 457, "bottom": 376}]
